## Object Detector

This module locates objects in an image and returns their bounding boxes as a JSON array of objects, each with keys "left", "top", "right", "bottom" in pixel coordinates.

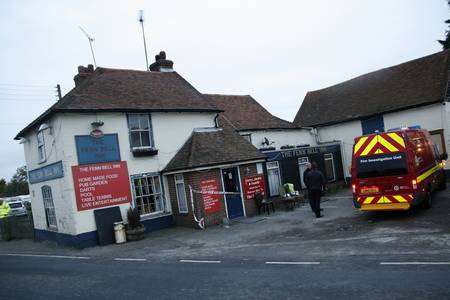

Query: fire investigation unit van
[{"left": 351, "top": 128, "right": 447, "bottom": 211}]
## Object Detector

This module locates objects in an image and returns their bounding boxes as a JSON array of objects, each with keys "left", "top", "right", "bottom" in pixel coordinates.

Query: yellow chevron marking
[
  {"left": 393, "top": 195, "right": 408, "bottom": 203},
  {"left": 363, "top": 197, "right": 374, "bottom": 204},
  {"left": 387, "top": 132, "right": 405, "bottom": 148},
  {"left": 377, "top": 196, "right": 392, "bottom": 204},
  {"left": 374, "top": 148, "right": 384, "bottom": 154},
  {"left": 417, "top": 164, "right": 441, "bottom": 183},
  {"left": 354, "top": 136, "right": 369, "bottom": 154},
  {"left": 378, "top": 135, "right": 399, "bottom": 152},
  {"left": 360, "top": 136, "right": 378, "bottom": 156}
]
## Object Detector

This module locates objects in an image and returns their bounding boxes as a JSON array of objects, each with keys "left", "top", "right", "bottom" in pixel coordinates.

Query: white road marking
[
  {"left": 0, "top": 253, "right": 90, "bottom": 260},
  {"left": 266, "top": 261, "right": 320, "bottom": 265},
  {"left": 114, "top": 258, "right": 147, "bottom": 262},
  {"left": 179, "top": 259, "right": 221, "bottom": 264},
  {"left": 380, "top": 262, "right": 450, "bottom": 265}
]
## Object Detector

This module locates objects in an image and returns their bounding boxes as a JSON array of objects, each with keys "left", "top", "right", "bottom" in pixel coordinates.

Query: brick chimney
[
  {"left": 149, "top": 51, "right": 174, "bottom": 72},
  {"left": 74, "top": 64, "right": 94, "bottom": 86}
]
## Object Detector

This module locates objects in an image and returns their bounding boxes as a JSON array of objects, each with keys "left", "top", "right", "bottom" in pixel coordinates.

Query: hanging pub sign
[
  {"left": 72, "top": 161, "right": 132, "bottom": 211},
  {"left": 243, "top": 175, "right": 266, "bottom": 201},
  {"left": 200, "top": 179, "right": 222, "bottom": 214},
  {"left": 75, "top": 133, "right": 121, "bottom": 165}
]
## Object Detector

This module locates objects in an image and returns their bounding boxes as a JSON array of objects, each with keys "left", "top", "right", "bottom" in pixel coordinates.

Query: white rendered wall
[
  {"left": 317, "top": 120, "right": 362, "bottom": 177},
  {"left": 240, "top": 129, "right": 316, "bottom": 150},
  {"left": 383, "top": 103, "right": 449, "bottom": 168},
  {"left": 23, "top": 111, "right": 216, "bottom": 235},
  {"left": 317, "top": 103, "right": 449, "bottom": 178}
]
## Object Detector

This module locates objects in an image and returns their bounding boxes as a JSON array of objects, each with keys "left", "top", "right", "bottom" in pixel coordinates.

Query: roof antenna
[
  {"left": 79, "top": 26, "right": 97, "bottom": 68},
  {"left": 138, "top": 10, "right": 150, "bottom": 71}
]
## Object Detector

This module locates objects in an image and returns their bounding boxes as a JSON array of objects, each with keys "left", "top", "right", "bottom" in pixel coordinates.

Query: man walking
[{"left": 304, "top": 162, "right": 326, "bottom": 218}]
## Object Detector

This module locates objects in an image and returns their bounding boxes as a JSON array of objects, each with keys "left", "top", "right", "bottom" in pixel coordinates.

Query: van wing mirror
[{"left": 441, "top": 153, "right": 448, "bottom": 161}]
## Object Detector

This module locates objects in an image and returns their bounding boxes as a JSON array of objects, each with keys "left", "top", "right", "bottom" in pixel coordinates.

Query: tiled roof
[
  {"left": 293, "top": 50, "right": 450, "bottom": 127},
  {"left": 15, "top": 67, "right": 220, "bottom": 139},
  {"left": 205, "top": 94, "right": 294, "bottom": 131},
  {"left": 163, "top": 128, "right": 266, "bottom": 172}
]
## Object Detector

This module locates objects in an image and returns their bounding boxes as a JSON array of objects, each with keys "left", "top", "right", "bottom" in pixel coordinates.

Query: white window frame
[
  {"left": 41, "top": 185, "right": 57, "bottom": 230},
  {"left": 267, "top": 161, "right": 282, "bottom": 196},
  {"left": 174, "top": 174, "right": 188, "bottom": 213},
  {"left": 298, "top": 156, "right": 310, "bottom": 189},
  {"left": 127, "top": 114, "right": 154, "bottom": 150},
  {"left": 37, "top": 131, "right": 46, "bottom": 163},
  {"left": 324, "top": 153, "right": 336, "bottom": 182},
  {"left": 131, "top": 174, "right": 164, "bottom": 217}
]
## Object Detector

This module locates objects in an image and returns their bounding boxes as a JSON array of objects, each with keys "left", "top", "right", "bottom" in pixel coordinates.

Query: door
[
  {"left": 267, "top": 161, "right": 282, "bottom": 196},
  {"left": 298, "top": 157, "right": 309, "bottom": 189},
  {"left": 222, "top": 167, "right": 244, "bottom": 219}
]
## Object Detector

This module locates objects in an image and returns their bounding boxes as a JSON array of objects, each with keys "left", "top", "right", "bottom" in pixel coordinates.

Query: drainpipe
[{"left": 189, "top": 185, "right": 205, "bottom": 229}]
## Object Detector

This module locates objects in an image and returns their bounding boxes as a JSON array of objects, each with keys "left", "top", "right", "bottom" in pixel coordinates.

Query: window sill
[
  {"left": 131, "top": 148, "right": 158, "bottom": 157},
  {"left": 140, "top": 211, "right": 171, "bottom": 221}
]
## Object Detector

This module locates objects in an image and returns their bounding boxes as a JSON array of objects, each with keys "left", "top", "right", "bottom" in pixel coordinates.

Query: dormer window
[
  {"left": 127, "top": 114, "right": 157, "bottom": 156},
  {"left": 37, "top": 130, "right": 46, "bottom": 163}
]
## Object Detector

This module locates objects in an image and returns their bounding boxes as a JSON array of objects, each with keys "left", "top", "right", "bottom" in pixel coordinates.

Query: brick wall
[{"left": 167, "top": 162, "right": 266, "bottom": 228}]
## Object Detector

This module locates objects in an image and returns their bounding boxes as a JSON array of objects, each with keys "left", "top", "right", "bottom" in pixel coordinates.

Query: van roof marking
[{"left": 378, "top": 135, "right": 399, "bottom": 152}]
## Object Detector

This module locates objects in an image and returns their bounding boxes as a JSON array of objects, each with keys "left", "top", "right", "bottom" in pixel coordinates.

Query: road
[
  {"left": 1, "top": 254, "right": 450, "bottom": 299},
  {"left": 1, "top": 188, "right": 450, "bottom": 299}
]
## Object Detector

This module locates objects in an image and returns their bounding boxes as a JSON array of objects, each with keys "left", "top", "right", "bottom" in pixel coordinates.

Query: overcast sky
[{"left": 0, "top": 0, "right": 448, "bottom": 180}]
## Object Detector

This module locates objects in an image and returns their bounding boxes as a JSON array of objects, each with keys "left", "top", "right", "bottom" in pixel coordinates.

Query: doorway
[
  {"left": 298, "top": 157, "right": 310, "bottom": 189},
  {"left": 221, "top": 167, "right": 244, "bottom": 219}
]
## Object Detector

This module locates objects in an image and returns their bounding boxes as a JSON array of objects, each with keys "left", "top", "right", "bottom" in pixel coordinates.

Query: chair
[{"left": 254, "top": 192, "right": 275, "bottom": 215}]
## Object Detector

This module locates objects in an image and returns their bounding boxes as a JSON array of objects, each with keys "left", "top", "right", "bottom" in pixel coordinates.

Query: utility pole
[
  {"left": 139, "top": 10, "right": 149, "bottom": 71},
  {"left": 56, "top": 84, "right": 62, "bottom": 101}
]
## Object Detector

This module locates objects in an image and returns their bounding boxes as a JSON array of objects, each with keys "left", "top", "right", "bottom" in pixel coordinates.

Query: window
[
  {"left": 298, "top": 157, "right": 310, "bottom": 189},
  {"left": 132, "top": 174, "right": 164, "bottom": 216},
  {"left": 41, "top": 185, "right": 57, "bottom": 230},
  {"left": 429, "top": 129, "right": 446, "bottom": 157},
  {"left": 174, "top": 174, "right": 188, "bottom": 213},
  {"left": 324, "top": 153, "right": 336, "bottom": 182},
  {"left": 361, "top": 115, "right": 385, "bottom": 135},
  {"left": 127, "top": 114, "right": 154, "bottom": 149},
  {"left": 37, "top": 131, "right": 46, "bottom": 163},
  {"left": 356, "top": 153, "right": 408, "bottom": 178},
  {"left": 267, "top": 161, "right": 282, "bottom": 196}
]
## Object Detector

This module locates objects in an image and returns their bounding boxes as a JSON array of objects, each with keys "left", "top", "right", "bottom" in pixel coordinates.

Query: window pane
[
  {"left": 140, "top": 131, "right": 150, "bottom": 147},
  {"left": 128, "top": 115, "right": 140, "bottom": 130},
  {"left": 153, "top": 176, "right": 161, "bottom": 193},
  {"left": 130, "top": 132, "right": 141, "bottom": 147},
  {"left": 139, "top": 115, "right": 149, "bottom": 130},
  {"left": 176, "top": 182, "right": 187, "bottom": 212}
]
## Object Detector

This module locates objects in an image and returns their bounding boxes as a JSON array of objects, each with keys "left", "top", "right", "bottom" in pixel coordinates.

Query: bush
[{"left": 126, "top": 207, "right": 142, "bottom": 229}]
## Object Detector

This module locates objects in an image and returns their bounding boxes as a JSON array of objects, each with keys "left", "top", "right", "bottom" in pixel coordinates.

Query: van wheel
[{"left": 422, "top": 191, "right": 432, "bottom": 209}]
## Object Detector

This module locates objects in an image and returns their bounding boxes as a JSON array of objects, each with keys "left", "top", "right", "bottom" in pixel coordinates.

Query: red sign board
[
  {"left": 72, "top": 161, "right": 132, "bottom": 211},
  {"left": 200, "top": 179, "right": 222, "bottom": 214},
  {"left": 243, "top": 175, "right": 266, "bottom": 200}
]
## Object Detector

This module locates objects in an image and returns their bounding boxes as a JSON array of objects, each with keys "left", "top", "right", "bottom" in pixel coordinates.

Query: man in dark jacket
[{"left": 304, "top": 162, "right": 326, "bottom": 218}]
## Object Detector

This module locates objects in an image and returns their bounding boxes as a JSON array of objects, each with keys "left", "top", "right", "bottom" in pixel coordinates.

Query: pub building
[{"left": 14, "top": 52, "right": 268, "bottom": 248}]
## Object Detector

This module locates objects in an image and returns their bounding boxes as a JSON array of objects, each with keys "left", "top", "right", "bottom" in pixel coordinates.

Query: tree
[
  {"left": 3, "top": 166, "right": 29, "bottom": 197},
  {"left": 438, "top": 1, "right": 450, "bottom": 50},
  {"left": 0, "top": 178, "right": 6, "bottom": 197}
]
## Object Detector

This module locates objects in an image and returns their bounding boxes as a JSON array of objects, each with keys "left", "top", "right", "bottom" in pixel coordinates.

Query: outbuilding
[{"left": 294, "top": 50, "right": 450, "bottom": 179}]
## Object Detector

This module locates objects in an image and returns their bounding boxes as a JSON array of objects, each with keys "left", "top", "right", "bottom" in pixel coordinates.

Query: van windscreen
[{"left": 356, "top": 153, "right": 408, "bottom": 178}]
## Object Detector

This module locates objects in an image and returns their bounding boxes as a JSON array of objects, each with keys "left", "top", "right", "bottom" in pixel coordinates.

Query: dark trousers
[{"left": 308, "top": 189, "right": 322, "bottom": 217}]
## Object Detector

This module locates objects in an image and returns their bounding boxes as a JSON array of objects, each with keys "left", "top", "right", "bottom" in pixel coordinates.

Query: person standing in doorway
[{"left": 304, "top": 162, "right": 326, "bottom": 218}]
